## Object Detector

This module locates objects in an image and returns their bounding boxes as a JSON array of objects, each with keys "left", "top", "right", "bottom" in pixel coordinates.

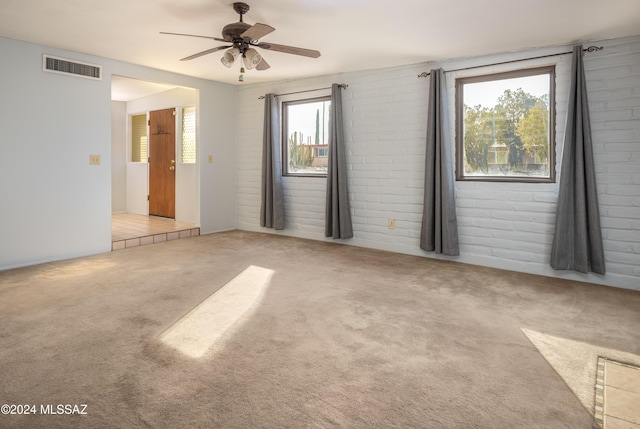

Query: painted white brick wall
[
  {"left": 587, "top": 37, "right": 640, "bottom": 284},
  {"left": 235, "top": 36, "right": 640, "bottom": 291}
]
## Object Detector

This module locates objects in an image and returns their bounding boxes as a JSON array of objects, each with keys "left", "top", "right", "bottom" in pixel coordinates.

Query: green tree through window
[{"left": 456, "top": 66, "right": 555, "bottom": 182}]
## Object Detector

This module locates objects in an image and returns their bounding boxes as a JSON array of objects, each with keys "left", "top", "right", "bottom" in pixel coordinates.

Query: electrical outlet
[
  {"left": 388, "top": 219, "right": 396, "bottom": 230},
  {"left": 207, "top": 154, "right": 213, "bottom": 163},
  {"left": 89, "top": 154, "right": 101, "bottom": 165}
]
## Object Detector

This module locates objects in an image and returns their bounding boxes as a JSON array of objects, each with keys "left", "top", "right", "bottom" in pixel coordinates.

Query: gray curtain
[
  {"left": 550, "top": 45, "right": 605, "bottom": 274},
  {"left": 325, "top": 83, "right": 353, "bottom": 239},
  {"left": 420, "top": 69, "right": 459, "bottom": 256},
  {"left": 260, "top": 93, "right": 284, "bottom": 230}
]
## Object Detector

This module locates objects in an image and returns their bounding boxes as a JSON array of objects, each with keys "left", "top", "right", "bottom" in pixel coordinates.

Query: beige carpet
[{"left": 1, "top": 230, "right": 639, "bottom": 428}]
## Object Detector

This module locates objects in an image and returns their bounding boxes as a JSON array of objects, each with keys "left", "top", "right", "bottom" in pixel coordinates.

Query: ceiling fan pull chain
[{"left": 239, "top": 66, "right": 245, "bottom": 82}]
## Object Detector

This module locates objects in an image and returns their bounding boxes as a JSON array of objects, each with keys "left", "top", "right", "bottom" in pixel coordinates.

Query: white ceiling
[{"left": 2, "top": 0, "right": 640, "bottom": 91}]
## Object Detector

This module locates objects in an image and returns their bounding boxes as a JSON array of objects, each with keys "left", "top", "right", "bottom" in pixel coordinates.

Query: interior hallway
[{"left": 111, "top": 212, "right": 199, "bottom": 251}]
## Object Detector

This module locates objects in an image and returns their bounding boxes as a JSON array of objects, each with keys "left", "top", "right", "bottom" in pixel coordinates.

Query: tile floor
[
  {"left": 112, "top": 213, "right": 199, "bottom": 251},
  {"left": 594, "top": 357, "right": 640, "bottom": 429}
]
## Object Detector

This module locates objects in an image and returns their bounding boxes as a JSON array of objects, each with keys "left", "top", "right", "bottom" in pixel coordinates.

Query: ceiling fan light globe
[
  {"left": 221, "top": 47, "right": 240, "bottom": 67},
  {"left": 243, "top": 48, "right": 262, "bottom": 70}
]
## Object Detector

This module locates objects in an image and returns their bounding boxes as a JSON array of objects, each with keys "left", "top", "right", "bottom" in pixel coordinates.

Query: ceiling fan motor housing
[{"left": 222, "top": 22, "right": 252, "bottom": 44}]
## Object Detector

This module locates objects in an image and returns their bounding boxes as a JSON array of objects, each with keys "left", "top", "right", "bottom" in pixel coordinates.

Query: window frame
[
  {"left": 282, "top": 95, "right": 331, "bottom": 178},
  {"left": 455, "top": 65, "right": 556, "bottom": 183}
]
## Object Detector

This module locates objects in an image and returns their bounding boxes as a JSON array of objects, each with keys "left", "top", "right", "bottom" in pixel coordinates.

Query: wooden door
[{"left": 149, "top": 108, "right": 176, "bottom": 218}]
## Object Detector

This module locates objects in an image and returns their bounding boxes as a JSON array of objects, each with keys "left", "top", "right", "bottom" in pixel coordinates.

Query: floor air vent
[{"left": 43, "top": 55, "right": 102, "bottom": 80}]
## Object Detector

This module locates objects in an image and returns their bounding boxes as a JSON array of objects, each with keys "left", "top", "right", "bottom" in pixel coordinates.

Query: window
[
  {"left": 182, "top": 106, "right": 196, "bottom": 164},
  {"left": 455, "top": 66, "right": 555, "bottom": 182},
  {"left": 131, "top": 114, "right": 147, "bottom": 163},
  {"left": 282, "top": 96, "right": 331, "bottom": 176}
]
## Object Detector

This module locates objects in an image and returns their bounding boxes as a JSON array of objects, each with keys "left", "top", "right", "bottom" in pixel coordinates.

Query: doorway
[{"left": 111, "top": 75, "right": 199, "bottom": 245}]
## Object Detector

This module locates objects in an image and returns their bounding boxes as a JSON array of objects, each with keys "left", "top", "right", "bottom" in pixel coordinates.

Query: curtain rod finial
[
  {"left": 418, "top": 72, "right": 430, "bottom": 78},
  {"left": 584, "top": 45, "right": 604, "bottom": 53}
]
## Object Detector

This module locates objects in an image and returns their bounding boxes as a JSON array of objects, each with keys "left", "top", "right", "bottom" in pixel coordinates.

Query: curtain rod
[
  {"left": 258, "top": 84, "right": 348, "bottom": 100},
  {"left": 417, "top": 45, "right": 603, "bottom": 78}
]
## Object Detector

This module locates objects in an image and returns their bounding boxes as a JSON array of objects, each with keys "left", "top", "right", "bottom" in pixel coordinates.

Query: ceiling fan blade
[
  {"left": 180, "top": 46, "right": 231, "bottom": 61},
  {"left": 256, "top": 42, "right": 321, "bottom": 58},
  {"left": 241, "top": 23, "right": 275, "bottom": 41},
  {"left": 256, "top": 57, "right": 270, "bottom": 71},
  {"left": 161, "top": 31, "right": 226, "bottom": 43}
]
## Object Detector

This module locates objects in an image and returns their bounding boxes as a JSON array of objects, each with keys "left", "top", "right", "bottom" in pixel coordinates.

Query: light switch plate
[{"left": 89, "top": 155, "right": 101, "bottom": 165}]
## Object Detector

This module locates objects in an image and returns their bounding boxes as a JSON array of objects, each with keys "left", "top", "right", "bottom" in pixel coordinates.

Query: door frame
[{"left": 111, "top": 77, "right": 200, "bottom": 225}]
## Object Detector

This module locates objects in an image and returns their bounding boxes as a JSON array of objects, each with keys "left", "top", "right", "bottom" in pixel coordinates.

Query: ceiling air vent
[{"left": 43, "top": 54, "right": 102, "bottom": 80}]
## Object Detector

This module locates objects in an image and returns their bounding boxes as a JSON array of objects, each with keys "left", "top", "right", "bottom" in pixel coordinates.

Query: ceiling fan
[{"left": 161, "top": 2, "right": 321, "bottom": 73}]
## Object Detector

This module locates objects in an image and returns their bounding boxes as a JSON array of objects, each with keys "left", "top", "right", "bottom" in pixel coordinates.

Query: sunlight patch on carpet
[
  {"left": 521, "top": 328, "right": 640, "bottom": 413},
  {"left": 160, "top": 265, "right": 274, "bottom": 358}
]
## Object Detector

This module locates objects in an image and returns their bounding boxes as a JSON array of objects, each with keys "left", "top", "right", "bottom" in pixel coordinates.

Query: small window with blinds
[
  {"left": 131, "top": 114, "right": 148, "bottom": 163},
  {"left": 182, "top": 106, "right": 196, "bottom": 164}
]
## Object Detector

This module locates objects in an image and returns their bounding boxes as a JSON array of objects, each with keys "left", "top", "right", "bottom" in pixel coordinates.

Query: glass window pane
[
  {"left": 182, "top": 106, "right": 196, "bottom": 164},
  {"left": 456, "top": 67, "right": 555, "bottom": 182},
  {"left": 131, "top": 114, "right": 147, "bottom": 163},
  {"left": 283, "top": 97, "right": 331, "bottom": 176}
]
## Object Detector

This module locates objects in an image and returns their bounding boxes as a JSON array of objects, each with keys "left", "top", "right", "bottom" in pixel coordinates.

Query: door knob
[{"left": 169, "top": 165, "right": 175, "bottom": 171}]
